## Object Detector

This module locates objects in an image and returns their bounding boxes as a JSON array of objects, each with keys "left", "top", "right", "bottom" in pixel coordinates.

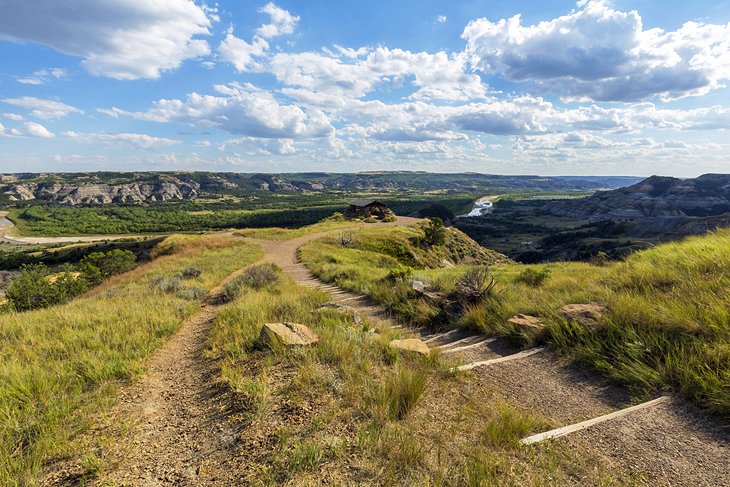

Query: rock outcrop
[
  {"left": 544, "top": 174, "right": 730, "bottom": 222},
  {"left": 2, "top": 179, "right": 199, "bottom": 205},
  {"left": 507, "top": 314, "right": 546, "bottom": 341},
  {"left": 257, "top": 322, "right": 319, "bottom": 348},
  {"left": 558, "top": 304, "right": 607, "bottom": 327},
  {"left": 389, "top": 338, "right": 430, "bottom": 356}
]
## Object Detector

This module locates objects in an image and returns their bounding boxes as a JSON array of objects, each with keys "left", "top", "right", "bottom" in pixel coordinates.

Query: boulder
[
  {"left": 257, "top": 322, "right": 319, "bottom": 348},
  {"left": 411, "top": 280, "right": 431, "bottom": 294},
  {"left": 389, "top": 338, "right": 430, "bottom": 357},
  {"left": 558, "top": 304, "right": 608, "bottom": 327},
  {"left": 507, "top": 314, "right": 546, "bottom": 341},
  {"left": 314, "top": 302, "right": 362, "bottom": 324}
]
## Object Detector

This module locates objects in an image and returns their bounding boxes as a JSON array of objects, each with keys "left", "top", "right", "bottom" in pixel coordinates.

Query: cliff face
[
  {"left": 544, "top": 174, "right": 730, "bottom": 222},
  {"left": 3, "top": 179, "right": 200, "bottom": 205}
]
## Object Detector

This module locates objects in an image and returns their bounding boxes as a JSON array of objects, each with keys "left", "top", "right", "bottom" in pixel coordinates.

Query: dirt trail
[
  {"left": 46, "top": 218, "right": 728, "bottom": 486},
  {"left": 259, "top": 224, "right": 729, "bottom": 486}
]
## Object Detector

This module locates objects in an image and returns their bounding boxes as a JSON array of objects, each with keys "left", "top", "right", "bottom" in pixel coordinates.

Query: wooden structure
[{"left": 346, "top": 199, "right": 391, "bottom": 219}]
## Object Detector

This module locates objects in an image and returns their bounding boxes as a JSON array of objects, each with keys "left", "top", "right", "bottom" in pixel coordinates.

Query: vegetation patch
[
  {"left": 207, "top": 275, "right": 632, "bottom": 484},
  {"left": 300, "top": 224, "right": 730, "bottom": 418},
  {"left": 0, "top": 235, "right": 262, "bottom": 484}
]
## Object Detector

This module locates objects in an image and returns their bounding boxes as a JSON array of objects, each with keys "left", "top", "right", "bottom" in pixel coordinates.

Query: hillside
[
  {"left": 1, "top": 218, "right": 728, "bottom": 485},
  {"left": 0, "top": 171, "right": 641, "bottom": 206},
  {"left": 543, "top": 174, "right": 730, "bottom": 232}
]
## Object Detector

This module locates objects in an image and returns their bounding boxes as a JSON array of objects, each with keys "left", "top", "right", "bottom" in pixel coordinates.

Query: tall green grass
[
  {"left": 0, "top": 235, "right": 262, "bottom": 485},
  {"left": 300, "top": 226, "right": 730, "bottom": 417}
]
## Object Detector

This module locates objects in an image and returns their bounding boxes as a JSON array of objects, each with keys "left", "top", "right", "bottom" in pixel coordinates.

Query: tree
[
  {"left": 423, "top": 217, "right": 446, "bottom": 247},
  {"left": 78, "top": 249, "right": 136, "bottom": 284}
]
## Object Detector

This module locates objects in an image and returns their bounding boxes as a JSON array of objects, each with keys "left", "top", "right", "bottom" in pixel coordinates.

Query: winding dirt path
[{"left": 45, "top": 218, "right": 728, "bottom": 486}]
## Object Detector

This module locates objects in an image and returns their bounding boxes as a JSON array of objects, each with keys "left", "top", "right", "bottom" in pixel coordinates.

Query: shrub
[
  {"left": 387, "top": 264, "right": 413, "bottom": 282},
  {"left": 78, "top": 249, "right": 136, "bottom": 285},
  {"left": 176, "top": 286, "right": 207, "bottom": 301},
  {"left": 4, "top": 263, "right": 88, "bottom": 311},
  {"left": 240, "top": 263, "right": 280, "bottom": 289},
  {"left": 383, "top": 214, "right": 397, "bottom": 222},
  {"left": 423, "top": 217, "right": 446, "bottom": 247},
  {"left": 152, "top": 276, "right": 182, "bottom": 294},
  {"left": 591, "top": 250, "right": 610, "bottom": 266},
  {"left": 179, "top": 267, "right": 202, "bottom": 279},
  {"left": 456, "top": 266, "right": 497, "bottom": 305},
  {"left": 515, "top": 267, "right": 550, "bottom": 287}
]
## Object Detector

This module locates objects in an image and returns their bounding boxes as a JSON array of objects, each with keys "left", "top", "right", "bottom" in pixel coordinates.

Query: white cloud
[
  {"left": 436, "top": 15, "right": 447, "bottom": 24},
  {"left": 463, "top": 0, "right": 730, "bottom": 101},
  {"left": 1, "top": 97, "right": 84, "bottom": 119},
  {"left": 2, "top": 113, "right": 23, "bottom": 121},
  {"left": 270, "top": 47, "right": 487, "bottom": 101},
  {"left": 218, "top": 3, "right": 298, "bottom": 73},
  {"left": 0, "top": 0, "right": 214, "bottom": 79},
  {"left": 62, "top": 131, "right": 181, "bottom": 149},
  {"left": 0, "top": 121, "right": 55, "bottom": 138},
  {"left": 16, "top": 68, "right": 68, "bottom": 85},
  {"left": 218, "top": 28, "right": 269, "bottom": 72},
  {"left": 257, "top": 2, "right": 300, "bottom": 39},
  {"left": 104, "top": 82, "right": 334, "bottom": 139}
]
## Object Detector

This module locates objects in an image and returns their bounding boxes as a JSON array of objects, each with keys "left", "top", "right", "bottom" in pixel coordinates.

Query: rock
[
  {"left": 389, "top": 338, "right": 430, "bottom": 356},
  {"left": 314, "top": 302, "right": 362, "bottom": 324},
  {"left": 558, "top": 304, "right": 608, "bottom": 327},
  {"left": 257, "top": 322, "right": 319, "bottom": 348},
  {"left": 507, "top": 314, "right": 546, "bottom": 341},
  {"left": 411, "top": 280, "right": 431, "bottom": 294}
]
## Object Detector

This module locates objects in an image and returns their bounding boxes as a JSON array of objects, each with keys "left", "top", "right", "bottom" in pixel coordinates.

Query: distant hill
[
  {"left": 543, "top": 173, "right": 730, "bottom": 236},
  {"left": 0, "top": 171, "right": 638, "bottom": 206}
]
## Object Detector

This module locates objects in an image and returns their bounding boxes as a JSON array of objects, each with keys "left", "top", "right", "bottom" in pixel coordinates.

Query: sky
[{"left": 0, "top": 0, "right": 729, "bottom": 177}]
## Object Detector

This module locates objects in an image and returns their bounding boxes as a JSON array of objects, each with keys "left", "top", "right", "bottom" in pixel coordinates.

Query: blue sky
[{"left": 0, "top": 0, "right": 729, "bottom": 176}]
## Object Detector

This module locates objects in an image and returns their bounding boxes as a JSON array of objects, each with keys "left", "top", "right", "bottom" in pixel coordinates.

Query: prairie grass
[
  {"left": 0, "top": 235, "right": 262, "bottom": 485},
  {"left": 233, "top": 215, "right": 361, "bottom": 240},
  {"left": 300, "top": 226, "right": 730, "bottom": 417},
  {"left": 208, "top": 271, "right": 629, "bottom": 484}
]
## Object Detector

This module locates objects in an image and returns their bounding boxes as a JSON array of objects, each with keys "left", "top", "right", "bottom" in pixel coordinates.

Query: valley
[{"left": 0, "top": 172, "right": 728, "bottom": 486}]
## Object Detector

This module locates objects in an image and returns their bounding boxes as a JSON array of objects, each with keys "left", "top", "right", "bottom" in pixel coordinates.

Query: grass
[
  {"left": 300, "top": 225, "right": 730, "bottom": 418},
  {"left": 206, "top": 268, "right": 634, "bottom": 484},
  {"left": 233, "top": 216, "right": 362, "bottom": 240},
  {"left": 0, "top": 234, "right": 262, "bottom": 485}
]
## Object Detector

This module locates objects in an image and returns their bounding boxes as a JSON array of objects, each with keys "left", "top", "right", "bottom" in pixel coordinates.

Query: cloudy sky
[{"left": 0, "top": 0, "right": 729, "bottom": 176}]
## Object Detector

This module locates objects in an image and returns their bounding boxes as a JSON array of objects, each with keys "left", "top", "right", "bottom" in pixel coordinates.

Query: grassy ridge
[
  {"left": 0, "top": 235, "right": 262, "bottom": 485},
  {"left": 206, "top": 270, "right": 627, "bottom": 484},
  {"left": 300, "top": 226, "right": 730, "bottom": 417}
]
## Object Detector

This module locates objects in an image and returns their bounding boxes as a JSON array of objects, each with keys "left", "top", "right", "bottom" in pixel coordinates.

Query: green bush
[
  {"left": 387, "top": 264, "right": 413, "bottom": 282},
  {"left": 152, "top": 276, "right": 182, "bottom": 294},
  {"left": 515, "top": 267, "right": 550, "bottom": 287},
  {"left": 423, "top": 217, "right": 446, "bottom": 247},
  {"left": 4, "top": 263, "right": 88, "bottom": 312},
  {"left": 78, "top": 249, "right": 136, "bottom": 285}
]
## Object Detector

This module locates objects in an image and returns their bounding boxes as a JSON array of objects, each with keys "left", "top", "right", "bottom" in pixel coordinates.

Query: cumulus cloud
[
  {"left": 256, "top": 2, "right": 299, "bottom": 38},
  {"left": 62, "top": 131, "right": 181, "bottom": 149},
  {"left": 2, "top": 97, "right": 84, "bottom": 119},
  {"left": 0, "top": 121, "right": 55, "bottom": 138},
  {"left": 270, "top": 47, "right": 487, "bottom": 101},
  {"left": 102, "top": 82, "right": 333, "bottom": 139},
  {"left": 0, "top": 0, "right": 214, "bottom": 79},
  {"left": 463, "top": 0, "right": 730, "bottom": 101},
  {"left": 218, "top": 3, "right": 297, "bottom": 73},
  {"left": 218, "top": 28, "right": 269, "bottom": 72}
]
